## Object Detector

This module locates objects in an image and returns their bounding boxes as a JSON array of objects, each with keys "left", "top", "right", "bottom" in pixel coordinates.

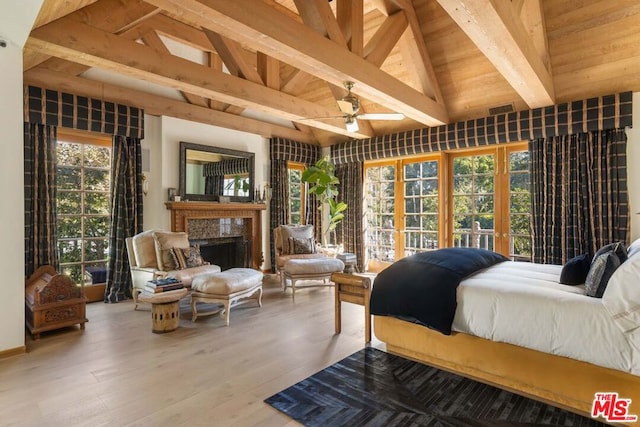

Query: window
[
  {"left": 222, "top": 175, "right": 250, "bottom": 197},
  {"left": 363, "top": 143, "right": 531, "bottom": 265},
  {"left": 404, "top": 158, "right": 440, "bottom": 256},
  {"left": 56, "top": 132, "right": 112, "bottom": 285},
  {"left": 451, "top": 151, "right": 496, "bottom": 251},
  {"left": 287, "top": 162, "right": 306, "bottom": 224},
  {"left": 507, "top": 150, "right": 532, "bottom": 259},
  {"left": 364, "top": 162, "right": 397, "bottom": 262}
]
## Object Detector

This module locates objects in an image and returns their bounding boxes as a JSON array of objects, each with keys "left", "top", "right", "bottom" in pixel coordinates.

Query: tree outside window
[{"left": 56, "top": 136, "right": 111, "bottom": 285}]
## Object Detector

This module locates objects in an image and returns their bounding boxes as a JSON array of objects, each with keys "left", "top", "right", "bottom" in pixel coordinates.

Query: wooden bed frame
[{"left": 374, "top": 315, "right": 640, "bottom": 425}]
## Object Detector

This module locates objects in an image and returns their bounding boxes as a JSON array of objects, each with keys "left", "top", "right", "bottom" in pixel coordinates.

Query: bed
[{"left": 371, "top": 243, "right": 640, "bottom": 424}]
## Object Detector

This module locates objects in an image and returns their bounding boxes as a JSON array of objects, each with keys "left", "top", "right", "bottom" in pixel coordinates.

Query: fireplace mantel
[{"left": 165, "top": 201, "right": 267, "bottom": 270}]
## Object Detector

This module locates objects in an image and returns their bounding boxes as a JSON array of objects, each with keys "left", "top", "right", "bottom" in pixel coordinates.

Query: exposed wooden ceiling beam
[
  {"left": 364, "top": 10, "right": 408, "bottom": 67},
  {"left": 145, "top": 0, "right": 449, "bottom": 127},
  {"left": 337, "top": 0, "right": 364, "bottom": 56},
  {"left": 120, "top": 13, "right": 215, "bottom": 52},
  {"left": 140, "top": 30, "right": 209, "bottom": 107},
  {"left": 520, "top": 0, "right": 551, "bottom": 73},
  {"left": 25, "top": 0, "right": 159, "bottom": 71},
  {"left": 257, "top": 52, "right": 280, "bottom": 90},
  {"left": 280, "top": 69, "right": 317, "bottom": 95},
  {"left": 436, "top": 0, "right": 555, "bottom": 108},
  {"left": 24, "top": 67, "right": 316, "bottom": 144},
  {"left": 28, "top": 18, "right": 374, "bottom": 138},
  {"left": 207, "top": 52, "right": 226, "bottom": 111},
  {"left": 293, "top": 0, "right": 348, "bottom": 46},
  {"left": 293, "top": 0, "right": 375, "bottom": 135},
  {"left": 204, "top": 30, "right": 264, "bottom": 84},
  {"left": 383, "top": 0, "right": 445, "bottom": 103}
]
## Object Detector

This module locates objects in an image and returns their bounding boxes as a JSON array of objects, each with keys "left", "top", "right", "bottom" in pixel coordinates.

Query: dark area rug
[{"left": 265, "top": 347, "right": 606, "bottom": 427}]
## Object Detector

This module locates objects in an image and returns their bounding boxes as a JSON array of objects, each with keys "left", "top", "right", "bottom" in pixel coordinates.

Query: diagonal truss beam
[
  {"left": 24, "top": 67, "right": 317, "bottom": 144},
  {"left": 145, "top": 0, "right": 449, "bottom": 127},
  {"left": 28, "top": 18, "right": 373, "bottom": 138},
  {"left": 436, "top": 0, "right": 554, "bottom": 108}
]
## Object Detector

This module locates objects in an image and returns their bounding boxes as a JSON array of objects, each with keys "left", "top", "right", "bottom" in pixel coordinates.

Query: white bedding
[{"left": 452, "top": 261, "right": 640, "bottom": 375}]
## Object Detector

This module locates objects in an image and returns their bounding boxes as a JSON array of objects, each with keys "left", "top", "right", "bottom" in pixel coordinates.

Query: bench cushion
[
  {"left": 284, "top": 258, "right": 345, "bottom": 275},
  {"left": 276, "top": 253, "right": 327, "bottom": 269},
  {"left": 191, "top": 268, "right": 263, "bottom": 294},
  {"left": 169, "top": 264, "right": 221, "bottom": 286}
]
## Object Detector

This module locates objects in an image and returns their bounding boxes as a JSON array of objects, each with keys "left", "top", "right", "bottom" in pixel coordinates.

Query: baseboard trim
[{"left": 0, "top": 345, "right": 26, "bottom": 359}]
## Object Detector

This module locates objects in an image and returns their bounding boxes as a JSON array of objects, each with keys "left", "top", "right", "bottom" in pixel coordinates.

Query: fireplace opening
[{"left": 191, "top": 237, "right": 251, "bottom": 271}]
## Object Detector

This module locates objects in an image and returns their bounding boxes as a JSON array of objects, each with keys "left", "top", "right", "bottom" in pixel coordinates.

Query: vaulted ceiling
[{"left": 23, "top": 0, "right": 640, "bottom": 146}]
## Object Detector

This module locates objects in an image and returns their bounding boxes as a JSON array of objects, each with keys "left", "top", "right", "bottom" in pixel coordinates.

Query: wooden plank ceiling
[{"left": 23, "top": 0, "right": 640, "bottom": 147}]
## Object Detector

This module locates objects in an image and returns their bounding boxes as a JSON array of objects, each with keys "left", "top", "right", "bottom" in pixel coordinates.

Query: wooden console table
[{"left": 331, "top": 272, "right": 372, "bottom": 343}]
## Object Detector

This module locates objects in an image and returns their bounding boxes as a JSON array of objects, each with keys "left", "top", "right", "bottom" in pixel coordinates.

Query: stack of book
[{"left": 144, "top": 277, "right": 184, "bottom": 294}]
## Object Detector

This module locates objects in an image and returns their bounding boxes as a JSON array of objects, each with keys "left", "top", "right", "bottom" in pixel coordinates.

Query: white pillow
[
  {"left": 628, "top": 237, "right": 640, "bottom": 258},
  {"left": 602, "top": 253, "right": 640, "bottom": 333}
]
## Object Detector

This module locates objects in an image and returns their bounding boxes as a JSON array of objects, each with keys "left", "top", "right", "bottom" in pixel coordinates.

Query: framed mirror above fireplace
[{"left": 178, "top": 141, "right": 255, "bottom": 202}]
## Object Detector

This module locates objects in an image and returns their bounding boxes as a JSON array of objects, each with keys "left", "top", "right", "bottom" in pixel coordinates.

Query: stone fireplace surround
[{"left": 165, "top": 201, "right": 266, "bottom": 270}]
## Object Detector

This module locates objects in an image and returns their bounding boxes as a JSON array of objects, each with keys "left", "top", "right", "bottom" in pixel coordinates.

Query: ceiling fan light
[{"left": 345, "top": 116, "right": 359, "bottom": 133}]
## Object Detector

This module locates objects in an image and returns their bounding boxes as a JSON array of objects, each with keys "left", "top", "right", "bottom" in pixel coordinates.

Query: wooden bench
[{"left": 331, "top": 272, "right": 372, "bottom": 343}]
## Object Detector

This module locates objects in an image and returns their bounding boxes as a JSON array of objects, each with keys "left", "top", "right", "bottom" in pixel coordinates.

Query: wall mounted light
[
  {"left": 142, "top": 148, "right": 150, "bottom": 197},
  {"left": 142, "top": 173, "right": 149, "bottom": 196}
]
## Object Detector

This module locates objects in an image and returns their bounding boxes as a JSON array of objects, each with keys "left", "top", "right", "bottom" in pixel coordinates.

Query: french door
[
  {"left": 363, "top": 143, "right": 531, "bottom": 264},
  {"left": 448, "top": 144, "right": 530, "bottom": 259}
]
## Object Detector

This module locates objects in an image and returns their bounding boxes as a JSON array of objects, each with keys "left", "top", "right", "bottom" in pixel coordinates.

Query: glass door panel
[
  {"left": 452, "top": 154, "right": 495, "bottom": 251},
  {"left": 508, "top": 151, "right": 532, "bottom": 260},
  {"left": 365, "top": 164, "right": 396, "bottom": 262},
  {"left": 403, "top": 159, "right": 439, "bottom": 256}
]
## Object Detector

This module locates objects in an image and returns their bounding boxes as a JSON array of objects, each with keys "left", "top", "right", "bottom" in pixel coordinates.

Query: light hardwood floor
[{"left": 0, "top": 275, "right": 382, "bottom": 427}]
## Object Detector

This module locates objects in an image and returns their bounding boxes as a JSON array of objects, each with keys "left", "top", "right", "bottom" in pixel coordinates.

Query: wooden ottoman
[
  {"left": 190, "top": 268, "right": 263, "bottom": 325},
  {"left": 282, "top": 258, "right": 345, "bottom": 300}
]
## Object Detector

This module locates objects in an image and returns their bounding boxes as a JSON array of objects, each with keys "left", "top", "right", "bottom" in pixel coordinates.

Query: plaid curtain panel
[
  {"left": 24, "top": 123, "right": 59, "bottom": 277},
  {"left": 335, "top": 162, "right": 365, "bottom": 272},
  {"left": 530, "top": 129, "right": 629, "bottom": 264},
  {"left": 270, "top": 137, "right": 320, "bottom": 164},
  {"left": 269, "top": 138, "right": 322, "bottom": 271},
  {"left": 331, "top": 92, "right": 632, "bottom": 165},
  {"left": 24, "top": 85, "right": 144, "bottom": 138},
  {"left": 105, "top": 135, "right": 143, "bottom": 303},
  {"left": 269, "top": 159, "right": 289, "bottom": 271}
]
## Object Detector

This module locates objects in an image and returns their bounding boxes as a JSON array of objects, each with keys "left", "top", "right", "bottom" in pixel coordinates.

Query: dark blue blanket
[{"left": 370, "top": 248, "right": 509, "bottom": 335}]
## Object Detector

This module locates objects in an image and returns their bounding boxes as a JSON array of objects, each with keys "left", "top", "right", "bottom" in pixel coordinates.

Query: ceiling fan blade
[
  {"left": 357, "top": 113, "right": 405, "bottom": 121},
  {"left": 337, "top": 99, "right": 354, "bottom": 115},
  {"left": 296, "top": 115, "right": 343, "bottom": 121}
]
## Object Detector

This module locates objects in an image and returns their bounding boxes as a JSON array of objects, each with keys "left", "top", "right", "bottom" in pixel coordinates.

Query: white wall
[
  {"left": 0, "top": 0, "right": 45, "bottom": 353},
  {"left": 627, "top": 92, "right": 640, "bottom": 242},
  {"left": 0, "top": 40, "right": 26, "bottom": 353},
  {"left": 140, "top": 115, "right": 271, "bottom": 269}
]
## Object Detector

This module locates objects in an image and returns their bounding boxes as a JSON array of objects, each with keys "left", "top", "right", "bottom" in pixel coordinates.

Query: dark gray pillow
[
  {"left": 560, "top": 253, "right": 592, "bottom": 285},
  {"left": 594, "top": 242, "right": 628, "bottom": 264},
  {"left": 584, "top": 250, "right": 621, "bottom": 298}
]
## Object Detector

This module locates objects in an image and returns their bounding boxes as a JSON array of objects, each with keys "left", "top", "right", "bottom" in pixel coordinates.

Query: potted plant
[
  {"left": 301, "top": 155, "right": 347, "bottom": 248},
  {"left": 225, "top": 174, "right": 250, "bottom": 196}
]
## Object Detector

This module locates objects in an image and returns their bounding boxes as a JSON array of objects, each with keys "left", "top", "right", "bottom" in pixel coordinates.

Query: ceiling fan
[{"left": 336, "top": 81, "right": 405, "bottom": 132}]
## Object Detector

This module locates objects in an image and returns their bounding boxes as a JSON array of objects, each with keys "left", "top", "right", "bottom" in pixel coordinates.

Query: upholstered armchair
[
  {"left": 125, "top": 230, "right": 221, "bottom": 308},
  {"left": 273, "top": 225, "right": 327, "bottom": 275}
]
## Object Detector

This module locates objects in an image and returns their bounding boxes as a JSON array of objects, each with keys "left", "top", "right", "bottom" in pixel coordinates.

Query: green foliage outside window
[
  {"left": 288, "top": 168, "right": 303, "bottom": 224},
  {"left": 56, "top": 141, "right": 111, "bottom": 285}
]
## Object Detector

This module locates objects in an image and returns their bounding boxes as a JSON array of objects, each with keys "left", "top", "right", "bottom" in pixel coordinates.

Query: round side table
[{"left": 138, "top": 288, "right": 188, "bottom": 333}]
